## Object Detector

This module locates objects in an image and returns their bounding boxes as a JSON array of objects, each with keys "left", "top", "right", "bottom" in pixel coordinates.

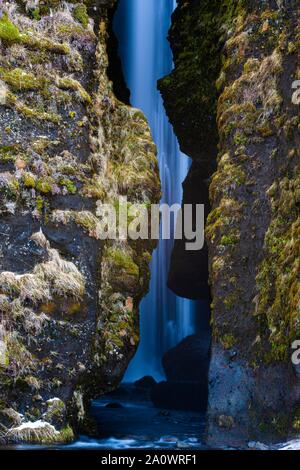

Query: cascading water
[{"left": 114, "top": 0, "right": 199, "bottom": 381}]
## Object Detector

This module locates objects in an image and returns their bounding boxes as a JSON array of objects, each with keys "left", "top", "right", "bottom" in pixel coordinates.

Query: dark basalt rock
[
  {"left": 167, "top": 161, "right": 210, "bottom": 300},
  {"left": 134, "top": 376, "right": 157, "bottom": 390},
  {"left": 162, "top": 334, "right": 211, "bottom": 383},
  {"left": 105, "top": 402, "right": 124, "bottom": 409},
  {"left": 151, "top": 334, "right": 211, "bottom": 412},
  {"left": 151, "top": 381, "right": 207, "bottom": 413}
]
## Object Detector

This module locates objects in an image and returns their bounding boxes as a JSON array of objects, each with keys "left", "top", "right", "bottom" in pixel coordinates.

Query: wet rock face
[
  {"left": 160, "top": 0, "right": 300, "bottom": 445},
  {"left": 0, "top": 1, "right": 160, "bottom": 443}
]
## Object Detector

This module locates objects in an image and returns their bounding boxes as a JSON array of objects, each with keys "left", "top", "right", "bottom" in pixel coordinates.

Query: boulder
[
  {"left": 134, "top": 376, "right": 157, "bottom": 390},
  {"left": 105, "top": 402, "right": 124, "bottom": 409},
  {"left": 162, "top": 334, "right": 210, "bottom": 382},
  {"left": 151, "top": 334, "right": 211, "bottom": 412}
]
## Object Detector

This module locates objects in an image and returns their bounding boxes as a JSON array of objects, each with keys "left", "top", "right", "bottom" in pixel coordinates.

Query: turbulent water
[{"left": 114, "top": 0, "right": 200, "bottom": 381}]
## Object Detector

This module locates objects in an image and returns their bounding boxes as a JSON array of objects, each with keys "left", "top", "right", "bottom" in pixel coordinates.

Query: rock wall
[
  {"left": 0, "top": 0, "right": 160, "bottom": 443},
  {"left": 160, "top": 0, "right": 300, "bottom": 446}
]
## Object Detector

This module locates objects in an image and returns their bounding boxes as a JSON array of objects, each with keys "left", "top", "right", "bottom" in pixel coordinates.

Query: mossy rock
[
  {"left": 106, "top": 247, "right": 139, "bottom": 278},
  {"left": 1, "top": 68, "right": 46, "bottom": 91},
  {"left": 0, "top": 14, "right": 21, "bottom": 42},
  {"left": 73, "top": 4, "right": 89, "bottom": 28}
]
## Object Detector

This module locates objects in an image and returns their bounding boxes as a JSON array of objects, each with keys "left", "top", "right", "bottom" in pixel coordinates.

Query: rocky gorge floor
[{"left": 2, "top": 383, "right": 298, "bottom": 451}]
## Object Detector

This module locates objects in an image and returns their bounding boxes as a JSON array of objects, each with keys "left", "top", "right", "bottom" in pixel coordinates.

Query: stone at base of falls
[
  {"left": 151, "top": 381, "right": 207, "bottom": 412},
  {"left": 134, "top": 376, "right": 157, "bottom": 390},
  {"left": 163, "top": 334, "right": 211, "bottom": 382},
  {"left": 105, "top": 402, "right": 124, "bottom": 409},
  {"left": 150, "top": 334, "right": 210, "bottom": 412}
]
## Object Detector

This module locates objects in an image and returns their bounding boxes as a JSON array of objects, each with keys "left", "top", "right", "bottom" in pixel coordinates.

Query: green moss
[
  {"left": 220, "top": 234, "right": 239, "bottom": 247},
  {"left": 292, "top": 408, "right": 300, "bottom": 432},
  {"left": 0, "top": 14, "right": 69, "bottom": 55},
  {"left": 287, "top": 41, "right": 296, "bottom": 54},
  {"left": 1, "top": 68, "right": 46, "bottom": 91},
  {"left": 220, "top": 334, "right": 236, "bottom": 349},
  {"left": 0, "top": 174, "right": 19, "bottom": 199},
  {"left": 59, "top": 178, "right": 77, "bottom": 194},
  {"left": 57, "top": 77, "right": 92, "bottom": 104},
  {"left": 36, "top": 0, "right": 61, "bottom": 16},
  {"left": 57, "top": 23, "right": 90, "bottom": 37},
  {"left": 30, "top": 9, "right": 41, "bottom": 21},
  {"left": 7, "top": 91, "right": 61, "bottom": 123},
  {"left": 81, "top": 176, "right": 106, "bottom": 199},
  {"left": 21, "top": 34, "right": 70, "bottom": 55},
  {"left": 35, "top": 196, "right": 45, "bottom": 213},
  {"left": 109, "top": 335, "right": 124, "bottom": 349},
  {"left": 210, "top": 159, "right": 246, "bottom": 199},
  {"left": 233, "top": 132, "right": 248, "bottom": 146},
  {"left": 206, "top": 198, "right": 242, "bottom": 243},
  {"left": 73, "top": 4, "right": 89, "bottom": 28},
  {"left": 23, "top": 173, "right": 36, "bottom": 189},
  {"left": 256, "top": 170, "right": 300, "bottom": 362},
  {"left": 0, "top": 144, "right": 19, "bottom": 162},
  {"left": 0, "top": 14, "right": 21, "bottom": 42},
  {"left": 74, "top": 212, "right": 98, "bottom": 234},
  {"left": 106, "top": 247, "right": 139, "bottom": 277},
  {"left": 260, "top": 413, "right": 290, "bottom": 438},
  {"left": 223, "top": 292, "right": 239, "bottom": 310},
  {"left": 100, "top": 293, "right": 138, "bottom": 356},
  {"left": 36, "top": 178, "right": 54, "bottom": 194},
  {"left": 58, "top": 425, "right": 74, "bottom": 443}
]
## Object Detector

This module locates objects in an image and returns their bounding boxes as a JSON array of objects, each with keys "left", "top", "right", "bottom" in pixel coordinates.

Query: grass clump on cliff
[{"left": 0, "top": 231, "right": 85, "bottom": 304}]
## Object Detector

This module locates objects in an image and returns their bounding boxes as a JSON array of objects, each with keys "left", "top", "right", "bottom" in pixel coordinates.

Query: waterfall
[{"left": 114, "top": 0, "right": 199, "bottom": 381}]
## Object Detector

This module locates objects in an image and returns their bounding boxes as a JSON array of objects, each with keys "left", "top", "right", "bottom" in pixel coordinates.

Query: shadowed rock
[{"left": 151, "top": 334, "right": 211, "bottom": 412}]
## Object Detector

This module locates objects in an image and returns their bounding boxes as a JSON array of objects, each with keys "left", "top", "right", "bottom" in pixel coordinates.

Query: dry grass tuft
[{"left": 0, "top": 230, "right": 85, "bottom": 304}]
